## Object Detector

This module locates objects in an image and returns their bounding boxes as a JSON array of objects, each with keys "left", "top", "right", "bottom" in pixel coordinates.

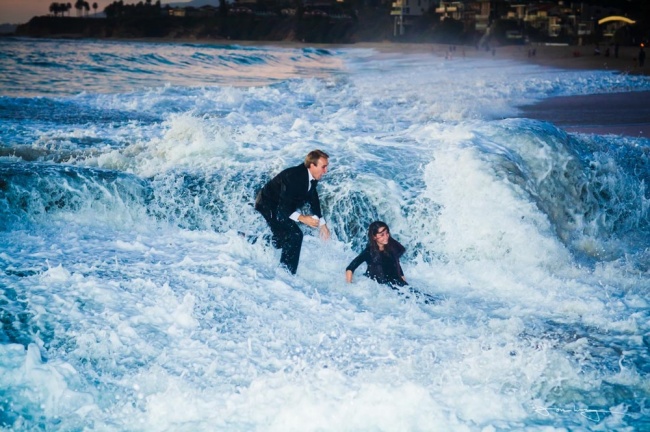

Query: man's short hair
[{"left": 304, "top": 149, "right": 329, "bottom": 168}]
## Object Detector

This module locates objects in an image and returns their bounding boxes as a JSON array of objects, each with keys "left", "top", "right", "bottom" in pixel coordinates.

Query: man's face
[{"left": 309, "top": 157, "right": 329, "bottom": 181}]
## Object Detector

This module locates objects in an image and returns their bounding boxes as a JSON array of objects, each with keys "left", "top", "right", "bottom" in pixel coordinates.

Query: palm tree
[
  {"left": 83, "top": 1, "right": 90, "bottom": 16},
  {"left": 75, "top": 0, "right": 83, "bottom": 16},
  {"left": 92, "top": 2, "right": 98, "bottom": 14},
  {"left": 50, "top": 2, "right": 69, "bottom": 17},
  {"left": 67, "top": 3, "right": 72, "bottom": 16}
]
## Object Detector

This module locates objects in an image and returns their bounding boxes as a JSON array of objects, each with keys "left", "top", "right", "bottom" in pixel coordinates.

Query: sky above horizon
[
  {"left": 0, "top": 0, "right": 109, "bottom": 24},
  {"left": 0, "top": 0, "right": 196, "bottom": 25}
]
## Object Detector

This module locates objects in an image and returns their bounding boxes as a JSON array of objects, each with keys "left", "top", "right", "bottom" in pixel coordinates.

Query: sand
[
  {"left": 409, "top": 41, "right": 649, "bottom": 139},
  {"left": 352, "top": 41, "right": 650, "bottom": 138},
  {"left": 506, "top": 44, "right": 649, "bottom": 139},
  {"left": 519, "top": 91, "right": 650, "bottom": 138}
]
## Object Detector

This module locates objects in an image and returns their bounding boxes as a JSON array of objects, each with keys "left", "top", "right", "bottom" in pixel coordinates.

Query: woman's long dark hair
[{"left": 367, "top": 221, "right": 405, "bottom": 261}]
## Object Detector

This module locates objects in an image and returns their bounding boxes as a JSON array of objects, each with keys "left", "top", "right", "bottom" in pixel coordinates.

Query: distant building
[
  {"left": 436, "top": 1, "right": 464, "bottom": 22},
  {"left": 472, "top": 0, "right": 509, "bottom": 33},
  {"left": 168, "top": 7, "right": 186, "bottom": 17},
  {"left": 391, "top": 0, "right": 436, "bottom": 36}
]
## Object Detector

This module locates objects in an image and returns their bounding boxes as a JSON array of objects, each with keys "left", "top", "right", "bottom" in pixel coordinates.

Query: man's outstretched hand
[
  {"left": 298, "top": 214, "right": 320, "bottom": 228},
  {"left": 319, "top": 224, "right": 330, "bottom": 241}
]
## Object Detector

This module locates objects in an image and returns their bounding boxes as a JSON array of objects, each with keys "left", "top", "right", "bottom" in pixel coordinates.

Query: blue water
[{"left": 1, "top": 37, "right": 650, "bottom": 431}]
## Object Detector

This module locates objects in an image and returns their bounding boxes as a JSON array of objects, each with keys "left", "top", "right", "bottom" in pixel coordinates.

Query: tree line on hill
[
  {"left": 14, "top": 0, "right": 650, "bottom": 46},
  {"left": 20, "top": 0, "right": 362, "bottom": 43},
  {"left": 48, "top": 1, "right": 100, "bottom": 17}
]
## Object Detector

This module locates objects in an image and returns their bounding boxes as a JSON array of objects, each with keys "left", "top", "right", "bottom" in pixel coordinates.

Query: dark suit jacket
[{"left": 256, "top": 164, "right": 322, "bottom": 222}]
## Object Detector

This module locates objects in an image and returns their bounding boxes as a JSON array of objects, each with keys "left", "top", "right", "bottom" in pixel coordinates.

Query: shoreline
[
  {"left": 518, "top": 91, "right": 650, "bottom": 139},
  {"left": 7, "top": 34, "right": 648, "bottom": 77},
  {"left": 221, "top": 38, "right": 650, "bottom": 138},
  {"left": 125, "top": 37, "right": 650, "bottom": 77},
  {"left": 95, "top": 37, "right": 650, "bottom": 139},
  {"left": 6, "top": 35, "right": 650, "bottom": 137}
]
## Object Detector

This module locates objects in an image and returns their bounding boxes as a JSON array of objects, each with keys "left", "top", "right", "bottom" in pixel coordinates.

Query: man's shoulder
[{"left": 281, "top": 163, "right": 307, "bottom": 178}]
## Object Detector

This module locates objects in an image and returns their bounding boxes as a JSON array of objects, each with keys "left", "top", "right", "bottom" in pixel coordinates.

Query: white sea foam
[{"left": 1, "top": 39, "right": 650, "bottom": 430}]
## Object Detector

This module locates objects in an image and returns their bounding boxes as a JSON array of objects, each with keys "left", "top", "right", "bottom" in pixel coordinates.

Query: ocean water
[{"left": 1, "top": 37, "right": 650, "bottom": 431}]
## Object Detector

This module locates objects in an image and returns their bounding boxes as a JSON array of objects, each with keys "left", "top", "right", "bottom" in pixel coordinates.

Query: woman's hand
[{"left": 346, "top": 270, "right": 353, "bottom": 283}]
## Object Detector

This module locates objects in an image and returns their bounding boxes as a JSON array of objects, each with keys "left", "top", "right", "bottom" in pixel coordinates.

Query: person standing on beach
[
  {"left": 255, "top": 150, "right": 331, "bottom": 274},
  {"left": 639, "top": 44, "right": 646, "bottom": 68}
]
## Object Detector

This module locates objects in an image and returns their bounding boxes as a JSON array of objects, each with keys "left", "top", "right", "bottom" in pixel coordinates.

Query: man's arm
[
  {"left": 276, "top": 167, "right": 304, "bottom": 220},
  {"left": 309, "top": 180, "right": 329, "bottom": 239},
  {"left": 297, "top": 214, "right": 320, "bottom": 228}
]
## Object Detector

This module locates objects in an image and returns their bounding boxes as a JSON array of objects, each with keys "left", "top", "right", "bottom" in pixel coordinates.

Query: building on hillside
[
  {"left": 167, "top": 5, "right": 218, "bottom": 17},
  {"left": 435, "top": 1, "right": 463, "bottom": 21},
  {"left": 168, "top": 7, "right": 186, "bottom": 17},
  {"left": 523, "top": 3, "right": 555, "bottom": 37},
  {"left": 234, "top": 0, "right": 343, "bottom": 6},
  {"left": 391, "top": 0, "right": 436, "bottom": 36},
  {"left": 427, "top": 1, "right": 640, "bottom": 45},
  {"left": 579, "top": 2, "right": 627, "bottom": 43},
  {"left": 471, "top": 0, "right": 510, "bottom": 33},
  {"left": 435, "top": 1, "right": 482, "bottom": 34},
  {"left": 505, "top": 2, "right": 525, "bottom": 21}
]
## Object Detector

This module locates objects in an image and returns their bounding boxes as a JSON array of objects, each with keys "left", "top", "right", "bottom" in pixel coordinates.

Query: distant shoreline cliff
[
  {"left": 14, "top": 12, "right": 395, "bottom": 45},
  {"left": 9, "top": 1, "right": 650, "bottom": 48},
  {"left": 14, "top": 7, "right": 490, "bottom": 46}
]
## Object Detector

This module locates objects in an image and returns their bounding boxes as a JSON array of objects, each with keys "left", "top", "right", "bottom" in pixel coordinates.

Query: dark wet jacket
[
  {"left": 255, "top": 163, "right": 322, "bottom": 222},
  {"left": 346, "top": 239, "right": 407, "bottom": 287}
]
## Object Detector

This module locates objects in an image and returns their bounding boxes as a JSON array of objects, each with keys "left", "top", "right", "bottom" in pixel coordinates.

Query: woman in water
[
  {"left": 346, "top": 221, "right": 436, "bottom": 304},
  {"left": 345, "top": 221, "right": 407, "bottom": 287}
]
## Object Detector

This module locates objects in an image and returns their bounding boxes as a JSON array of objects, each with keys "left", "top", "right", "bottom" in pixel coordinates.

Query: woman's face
[{"left": 373, "top": 226, "right": 390, "bottom": 247}]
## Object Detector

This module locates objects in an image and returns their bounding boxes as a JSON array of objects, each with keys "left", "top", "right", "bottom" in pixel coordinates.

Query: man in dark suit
[{"left": 255, "top": 150, "right": 331, "bottom": 274}]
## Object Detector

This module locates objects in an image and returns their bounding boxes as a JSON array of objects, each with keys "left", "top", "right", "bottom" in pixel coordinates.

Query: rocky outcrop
[{"left": 15, "top": 15, "right": 358, "bottom": 43}]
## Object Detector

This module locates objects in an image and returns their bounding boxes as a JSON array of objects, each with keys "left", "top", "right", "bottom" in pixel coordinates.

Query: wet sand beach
[
  {"left": 255, "top": 40, "right": 650, "bottom": 138},
  {"left": 400, "top": 41, "right": 649, "bottom": 138},
  {"left": 491, "top": 43, "right": 650, "bottom": 138},
  {"left": 458, "top": 43, "right": 649, "bottom": 138},
  {"left": 357, "top": 41, "right": 649, "bottom": 138},
  {"left": 519, "top": 91, "right": 650, "bottom": 138}
]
